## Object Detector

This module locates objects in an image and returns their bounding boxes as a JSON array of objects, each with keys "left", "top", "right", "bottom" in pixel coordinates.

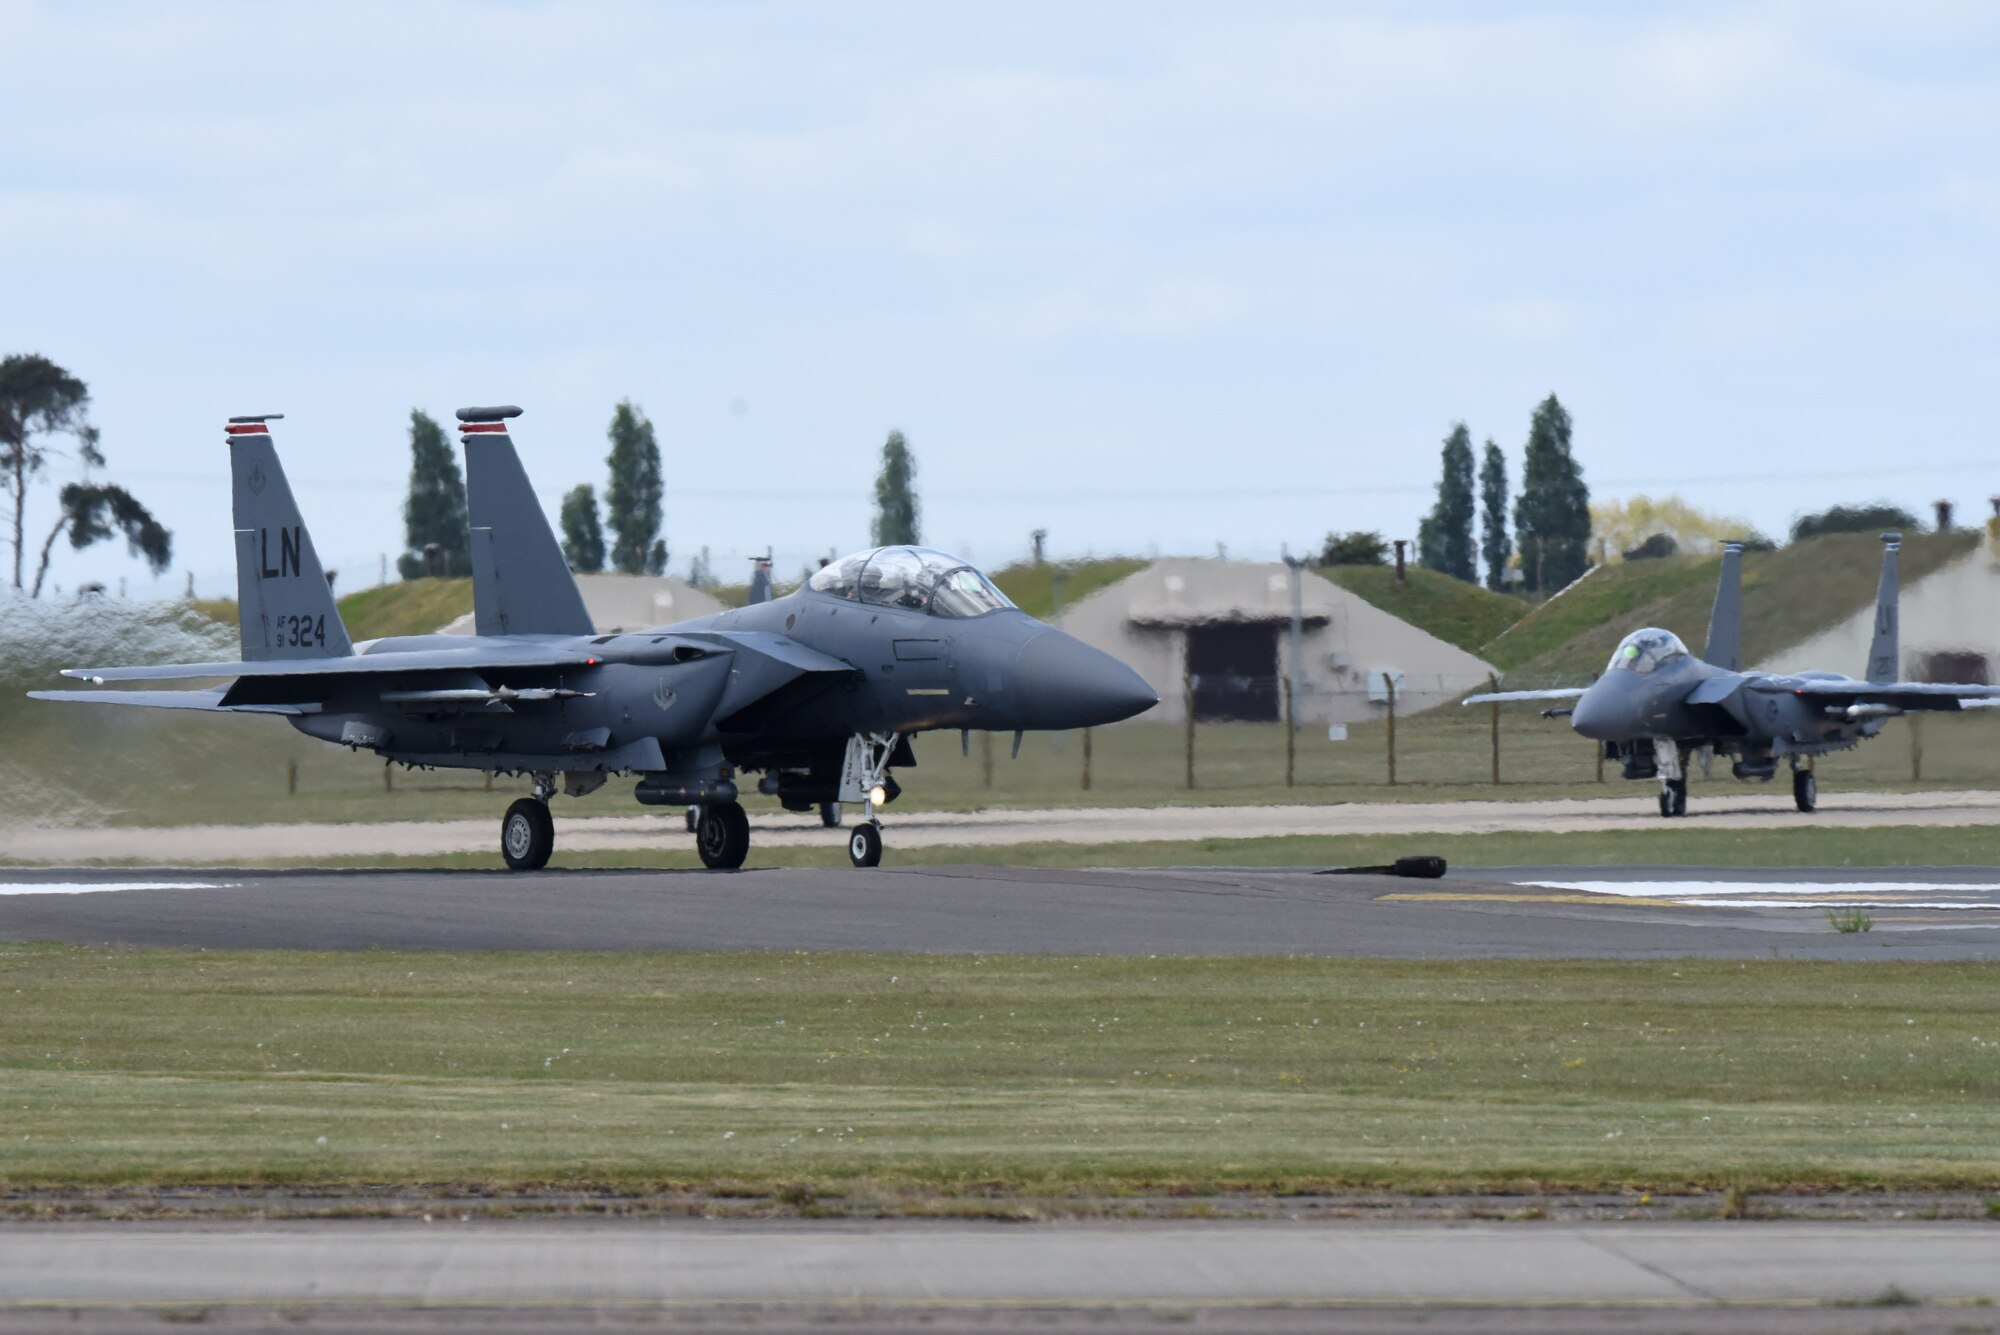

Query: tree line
[{"left": 399, "top": 406, "right": 926, "bottom": 587}]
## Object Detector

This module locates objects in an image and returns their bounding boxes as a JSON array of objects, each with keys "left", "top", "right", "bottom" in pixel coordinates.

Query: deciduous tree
[
  {"left": 606, "top": 400, "right": 666, "bottom": 575},
  {"left": 1416, "top": 423, "right": 1477, "bottom": 582},
  {"left": 1479, "top": 439, "right": 1510, "bottom": 592},
  {"left": 1512, "top": 395, "right": 1591, "bottom": 594},
  {"left": 397, "top": 409, "right": 469, "bottom": 580},
  {"left": 0, "top": 353, "right": 171, "bottom": 596},
  {"left": 559, "top": 484, "right": 606, "bottom": 573},
  {"left": 870, "top": 430, "right": 921, "bottom": 547}
]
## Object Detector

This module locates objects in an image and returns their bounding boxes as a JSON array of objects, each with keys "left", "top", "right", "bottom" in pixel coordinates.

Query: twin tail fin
[
  {"left": 229, "top": 416, "right": 354, "bottom": 661},
  {"left": 459, "top": 406, "right": 596, "bottom": 638}
]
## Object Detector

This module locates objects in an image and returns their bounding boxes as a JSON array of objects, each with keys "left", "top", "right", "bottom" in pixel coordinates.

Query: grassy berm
[{"left": 7, "top": 947, "right": 2000, "bottom": 1207}]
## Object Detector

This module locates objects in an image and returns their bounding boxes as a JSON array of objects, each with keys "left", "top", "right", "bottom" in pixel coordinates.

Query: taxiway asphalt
[{"left": 4, "top": 863, "right": 2000, "bottom": 957}]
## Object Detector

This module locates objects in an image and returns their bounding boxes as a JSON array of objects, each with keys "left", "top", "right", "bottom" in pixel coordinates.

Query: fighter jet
[
  {"left": 31, "top": 408, "right": 1157, "bottom": 868},
  {"left": 1465, "top": 535, "right": 2000, "bottom": 817}
]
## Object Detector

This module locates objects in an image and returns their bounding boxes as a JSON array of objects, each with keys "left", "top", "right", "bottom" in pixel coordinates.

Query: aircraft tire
[
  {"left": 501, "top": 798, "right": 554, "bottom": 871},
  {"left": 1794, "top": 769, "right": 1817, "bottom": 813},
  {"left": 695, "top": 801, "right": 750, "bottom": 870},
  {"left": 847, "top": 821, "right": 883, "bottom": 868},
  {"left": 820, "top": 801, "right": 843, "bottom": 829},
  {"left": 1670, "top": 779, "right": 1688, "bottom": 818},
  {"left": 1658, "top": 791, "right": 1672, "bottom": 818}
]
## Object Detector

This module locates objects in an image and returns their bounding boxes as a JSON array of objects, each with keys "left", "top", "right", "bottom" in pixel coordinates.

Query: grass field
[
  {"left": 5, "top": 947, "right": 1998, "bottom": 1202},
  {"left": 9, "top": 700, "right": 1996, "bottom": 833}
]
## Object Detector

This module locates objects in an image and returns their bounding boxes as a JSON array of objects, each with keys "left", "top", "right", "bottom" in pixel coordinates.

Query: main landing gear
[
  {"left": 1792, "top": 761, "right": 1818, "bottom": 813},
  {"left": 501, "top": 774, "right": 558, "bottom": 870},
  {"left": 695, "top": 801, "right": 751, "bottom": 869}
]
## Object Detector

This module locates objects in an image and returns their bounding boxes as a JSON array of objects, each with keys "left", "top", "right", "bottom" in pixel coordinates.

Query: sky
[{"left": 5, "top": 0, "right": 2000, "bottom": 599}]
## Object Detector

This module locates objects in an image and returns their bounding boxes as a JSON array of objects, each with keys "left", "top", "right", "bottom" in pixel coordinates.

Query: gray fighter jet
[
  {"left": 32, "top": 408, "right": 1157, "bottom": 868},
  {"left": 1465, "top": 535, "right": 2000, "bottom": 817}
]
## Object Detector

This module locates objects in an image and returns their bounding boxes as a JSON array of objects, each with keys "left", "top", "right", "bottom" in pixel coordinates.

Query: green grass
[
  {"left": 991, "top": 557, "right": 1152, "bottom": 620},
  {"left": 187, "top": 579, "right": 477, "bottom": 643},
  {"left": 5, "top": 948, "right": 1999, "bottom": 1197},
  {"left": 1318, "top": 565, "right": 1526, "bottom": 655},
  {"left": 9, "top": 701, "right": 2000, "bottom": 832}
]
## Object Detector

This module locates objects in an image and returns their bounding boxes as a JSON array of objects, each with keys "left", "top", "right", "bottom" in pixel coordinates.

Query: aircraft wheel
[
  {"left": 695, "top": 801, "right": 750, "bottom": 870},
  {"left": 1794, "top": 769, "right": 1817, "bottom": 813},
  {"left": 501, "top": 798, "right": 554, "bottom": 871},
  {"left": 684, "top": 805, "right": 701, "bottom": 833},
  {"left": 820, "top": 801, "right": 843, "bottom": 829},
  {"left": 1657, "top": 790, "right": 1672, "bottom": 819},
  {"left": 1669, "top": 779, "right": 1688, "bottom": 817},
  {"left": 847, "top": 822, "right": 883, "bottom": 868}
]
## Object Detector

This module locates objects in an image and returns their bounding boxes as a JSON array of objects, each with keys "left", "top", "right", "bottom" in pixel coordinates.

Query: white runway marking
[
  {"left": 0, "top": 880, "right": 235, "bottom": 896},
  {"left": 1526, "top": 879, "right": 2000, "bottom": 910}
]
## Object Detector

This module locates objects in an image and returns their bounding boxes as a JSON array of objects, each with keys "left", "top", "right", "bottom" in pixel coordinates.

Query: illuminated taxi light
[{"left": 868, "top": 785, "right": 887, "bottom": 806}]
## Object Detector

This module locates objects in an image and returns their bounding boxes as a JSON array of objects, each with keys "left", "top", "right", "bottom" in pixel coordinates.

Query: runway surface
[
  {"left": 7, "top": 787, "right": 2000, "bottom": 862},
  {"left": 5, "top": 863, "right": 2000, "bottom": 957},
  {"left": 3, "top": 1221, "right": 1996, "bottom": 1316}
]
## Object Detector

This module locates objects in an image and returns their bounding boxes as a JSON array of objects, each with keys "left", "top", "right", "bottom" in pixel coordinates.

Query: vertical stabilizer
[
  {"left": 1702, "top": 542, "right": 1744, "bottom": 671},
  {"left": 459, "top": 406, "right": 596, "bottom": 637},
  {"left": 1866, "top": 532, "right": 1901, "bottom": 683},
  {"left": 747, "top": 552, "right": 773, "bottom": 605},
  {"left": 229, "top": 416, "right": 354, "bottom": 661}
]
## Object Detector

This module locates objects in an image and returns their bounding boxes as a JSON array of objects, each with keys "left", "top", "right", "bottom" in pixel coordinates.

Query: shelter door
[{"left": 1187, "top": 624, "right": 1279, "bottom": 722}]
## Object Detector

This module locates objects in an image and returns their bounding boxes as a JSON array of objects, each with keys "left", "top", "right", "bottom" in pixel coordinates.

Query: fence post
[
  {"left": 1596, "top": 742, "right": 1605, "bottom": 783},
  {"left": 1183, "top": 673, "right": 1196, "bottom": 790},
  {"left": 383, "top": 764, "right": 393, "bottom": 793},
  {"left": 981, "top": 731, "right": 994, "bottom": 788},
  {"left": 1284, "top": 677, "right": 1296, "bottom": 788},
  {"left": 1385, "top": 677, "right": 1397, "bottom": 787},
  {"left": 287, "top": 760, "right": 298, "bottom": 796},
  {"left": 1081, "top": 728, "right": 1093, "bottom": 791},
  {"left": 1910, "top": 715, "right": 1923, "bottom": 783},
  {"left": 1487, "top": 673, "right": 1500, "bottom": 785}
]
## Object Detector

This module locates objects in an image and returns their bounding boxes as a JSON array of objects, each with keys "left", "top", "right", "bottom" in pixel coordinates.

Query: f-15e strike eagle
[
  {"left": 1467, "top": 535, "right": 2000, "bottom": 817},
  {"left": 32, "top": 407, "right": 1158, "bottom": 868}
]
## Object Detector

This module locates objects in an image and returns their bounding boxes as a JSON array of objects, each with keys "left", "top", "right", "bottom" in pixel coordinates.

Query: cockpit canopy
[
  {"left": 808, "top": 547, "right": 1016, "bottom": 618},
  {"left": 1608, "top": 628, "right": 1688, "bottom": 675}
]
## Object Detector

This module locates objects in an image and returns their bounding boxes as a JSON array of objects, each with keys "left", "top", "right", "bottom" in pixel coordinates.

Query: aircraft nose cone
[
  {"left": 1011, "top": 631, "right": 1158, "bottom": 729},
  {"left": 1570, "top": 684, "right": 1622, "bottom": 740}
]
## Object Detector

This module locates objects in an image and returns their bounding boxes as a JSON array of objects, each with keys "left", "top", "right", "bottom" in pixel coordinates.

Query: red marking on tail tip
[
  {"left": 224, "top": 423, "right": 271, "bottom": 436},
  {"left": 459, "top": 422, "right": 509, "bottom": 434}
]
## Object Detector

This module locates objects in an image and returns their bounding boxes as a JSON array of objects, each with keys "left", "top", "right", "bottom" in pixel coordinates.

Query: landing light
[{"left": 868, "top": 785, "right": 887, "bottom": 806}]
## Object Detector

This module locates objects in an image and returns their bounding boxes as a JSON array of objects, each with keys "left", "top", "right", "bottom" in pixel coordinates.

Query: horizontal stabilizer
[
  {"left": 1462, "top": 687, "right": 1587, "bottom": 706},
  {"left": 60, "top": 643, "right": 602, "bottom": 684},
  {"left": 28, "top": 689, "right": 315, "bottom": 716},
  {"left": 1766, "top": 679, "right": 2000, "bottom": 713}
]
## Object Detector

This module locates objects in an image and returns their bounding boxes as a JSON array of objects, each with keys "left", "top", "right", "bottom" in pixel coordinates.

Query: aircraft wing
[
  {"left": 58, "top": 644, "right": 601, "bottom": 684},
  {"left": 1462, "top": 688, "right": 1587, "bottom": 706},
  {"left": 28, "top": 688, "right": 316, "bottom": 715},
  {"left": 1772, "top": 679, "right": 2000, "bottom": 715}
]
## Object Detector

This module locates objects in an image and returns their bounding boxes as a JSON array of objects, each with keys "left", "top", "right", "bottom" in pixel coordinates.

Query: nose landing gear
[
  {"left": 1792, "top": 760, "right": 1817, "bottom": 812},
  {"left": 695, "top": 801, "right": 751, "bottom": 869},
  {"left": 840, "top": 732, "right": 899, "bottom": 868},
  {"left": 1652, "top": 739, "right": 1688, "bottom": 818}
]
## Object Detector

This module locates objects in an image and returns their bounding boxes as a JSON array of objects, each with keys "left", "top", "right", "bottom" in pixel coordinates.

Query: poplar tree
[
  {"left": 1512, "top": 394, "right": 1591, "bottom": 594},
  {"left": 1416, "top": 423, "right": 1477, "bottom": 582},
  {"left": 605, "top": 400, "right": 666, "bottom": 575},
  {"left": 1479, "top": 439, "right": 1511, "bottom": 591},
  {"left": 870, "top": 430, "right": 921, "bottom": 547},
  {"left": 397, "top": 409, "right": 469, "bottom": 579},
  {"left": 559, "top": 484, "right": 606, "bottom": 573}
]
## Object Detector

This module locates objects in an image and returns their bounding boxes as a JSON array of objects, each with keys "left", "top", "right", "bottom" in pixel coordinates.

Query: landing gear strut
[
  {"left": 841, "top": 732, "right": 897, "bottom": 867},
  {"left": 501, "top": 773, "right": 558, "bottom": 870},
  {"left": 1652, "top": 739, "right": 1687, "bottom": 819}
]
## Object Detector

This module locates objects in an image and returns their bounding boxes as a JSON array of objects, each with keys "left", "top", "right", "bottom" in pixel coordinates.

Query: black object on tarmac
[{"left": 1316, "top": 856, "right": 1448, "bottom": 879}]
